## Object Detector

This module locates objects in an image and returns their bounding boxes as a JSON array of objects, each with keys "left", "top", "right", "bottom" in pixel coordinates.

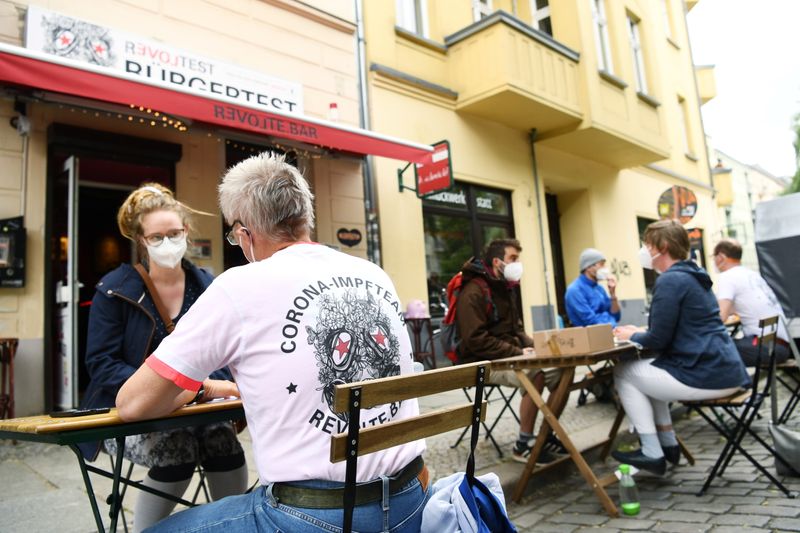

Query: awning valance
[{"left": 0, "top": 43, "right": 432, "bottom": 163}]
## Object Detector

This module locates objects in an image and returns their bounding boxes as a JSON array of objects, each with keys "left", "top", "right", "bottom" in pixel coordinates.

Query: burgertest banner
[{"left": 24, "top": 5, "right": 304, "bottom": 114}]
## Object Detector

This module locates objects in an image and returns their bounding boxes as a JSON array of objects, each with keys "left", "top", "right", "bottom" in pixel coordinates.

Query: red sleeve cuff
[{"left": 146, "top": 356, "right": 203, "bottom": 391}]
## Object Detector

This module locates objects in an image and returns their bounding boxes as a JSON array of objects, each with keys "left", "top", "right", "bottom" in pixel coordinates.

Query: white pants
[{"left": 613, "top": 358, "right": 741, "bottom": 434}]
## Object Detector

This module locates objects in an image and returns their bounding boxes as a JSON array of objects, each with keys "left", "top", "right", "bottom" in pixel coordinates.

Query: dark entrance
[
  {"left": 545, "top": 193, "right": 568, "bottom": 324},
  {"left": 46, "top": 124, "right": 180, "bottom": 410}
]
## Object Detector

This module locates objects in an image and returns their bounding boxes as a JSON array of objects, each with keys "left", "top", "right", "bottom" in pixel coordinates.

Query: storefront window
[{"left": 423, "top": 182, "right": 514, "bottom": 318}]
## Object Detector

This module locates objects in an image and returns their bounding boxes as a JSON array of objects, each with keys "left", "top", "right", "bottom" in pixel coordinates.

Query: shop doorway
[
  {"left": 421, "top": 182, "right": 514, "bottom": 320},
  {"left": 47, "top": 124, "right": 180, "bottom": 410}
]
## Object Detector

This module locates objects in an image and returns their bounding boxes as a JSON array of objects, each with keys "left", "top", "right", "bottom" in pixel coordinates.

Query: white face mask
[
  {"left": 146, "top": 236, "right": 187, "bottom": 269},
  {"left": 596, "top": 267, "right": 610, "bottom": 280},
  {"left": 502, "top": 261, "right": 523, "bottom": 282},
  {"left": 638, "top": 245, "right": 661, "bottom": 272}
]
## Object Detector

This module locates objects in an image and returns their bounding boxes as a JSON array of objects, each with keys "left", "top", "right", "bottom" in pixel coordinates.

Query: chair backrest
[
  {"left": 779, "top": 315, "right": 800, "bottom": 359},
  {"left": 754, "top": 316, "right": 779, "bottom": 400},
  {"left": 329, "top": 361, "right": 491, "bottom": 532}
]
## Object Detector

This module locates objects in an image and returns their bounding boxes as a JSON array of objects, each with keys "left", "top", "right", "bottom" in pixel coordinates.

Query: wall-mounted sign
[
  {"left": 0, "top": 216, "right": 25, "bottom": 288},
  {"left": 336, "top": 228, "right": 362, "bottom": 247},
  {"left": 414, "top": 140, "right": 453, "bottom": 198},
  {"left": 25, "top": 6, "right": 303, "bottom": 114},
  {"left": 658, "top": 185, "right": 697, "bottom": 224}
]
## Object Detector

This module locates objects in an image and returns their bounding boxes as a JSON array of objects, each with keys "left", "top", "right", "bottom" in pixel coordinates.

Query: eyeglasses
[
  {"left": 225, "top": 220, "right": 249, "bottom": 246},
  {"left": 143, "top": 228, "right": 186, "bottom": 246}
]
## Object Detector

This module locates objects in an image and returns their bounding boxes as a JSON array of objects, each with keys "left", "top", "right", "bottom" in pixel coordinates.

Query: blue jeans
[{"left": 145, "top": 477, "right": 430, "bottom": 532}]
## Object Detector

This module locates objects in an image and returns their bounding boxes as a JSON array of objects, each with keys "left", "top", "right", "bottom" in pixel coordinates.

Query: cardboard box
[{"left": 533, "top": 324, "right": 614, "bottom": 356}]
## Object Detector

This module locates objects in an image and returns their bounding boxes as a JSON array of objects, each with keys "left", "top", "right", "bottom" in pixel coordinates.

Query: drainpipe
[
  {"left": 529, "top": 129, "right": 554, "bottom": 329},
  {"left": 355, "top": 0, "right": 381, "bottom": 266}
]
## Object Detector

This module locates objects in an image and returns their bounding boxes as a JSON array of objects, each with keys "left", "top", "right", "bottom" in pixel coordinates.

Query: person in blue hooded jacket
[
  {"left": 612, "top": 220, "right": 750, "bottom": 476},
  {"left": 79, "top": 184, "right": 247, "bottom": 532}
]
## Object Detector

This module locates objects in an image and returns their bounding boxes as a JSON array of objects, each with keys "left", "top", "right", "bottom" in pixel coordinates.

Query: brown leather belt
[{"left": 270, "top": 456, "right": 426, "bottom": 509}]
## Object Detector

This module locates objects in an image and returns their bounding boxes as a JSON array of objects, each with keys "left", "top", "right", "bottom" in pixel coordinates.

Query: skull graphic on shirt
[{"left": 307, "top": 290, "right": 401, "bottom": 422}]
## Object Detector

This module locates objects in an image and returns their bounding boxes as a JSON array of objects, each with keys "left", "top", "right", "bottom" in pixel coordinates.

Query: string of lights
[{"left": 52, "top": 101, "right": 329, "bottom": 160}]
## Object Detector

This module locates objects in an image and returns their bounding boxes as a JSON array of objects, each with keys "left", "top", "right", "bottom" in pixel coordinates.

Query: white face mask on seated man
[{"left": 502, "top": 261, "right": 523, "bottom": 282}]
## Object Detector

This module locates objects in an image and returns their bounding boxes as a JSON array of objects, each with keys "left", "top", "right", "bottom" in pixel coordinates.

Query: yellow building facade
[
  {"left": 363, "top": 0, "right": 720, "bottom": 330},
  {"left": 0, "top": 0, "right": 431, "bottom": 414}
]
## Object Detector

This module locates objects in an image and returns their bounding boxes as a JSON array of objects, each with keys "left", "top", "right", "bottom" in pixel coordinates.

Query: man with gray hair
[
  {"left": 116, "top": 152, "right": 429, "bottom": 532},
  {"left": 565, "top": 248, "right": 620, "bottom": 327}
]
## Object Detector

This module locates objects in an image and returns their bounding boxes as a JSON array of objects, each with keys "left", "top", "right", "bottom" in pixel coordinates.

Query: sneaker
[
  {"left": 611, "top": 448, "right": 666, "bottom": 476},
  {"left": 542, "top": 434, "right": 569, "bottom": 456},
  {"left": 511, "top": 443, "right": 559, "bottom": 465}
]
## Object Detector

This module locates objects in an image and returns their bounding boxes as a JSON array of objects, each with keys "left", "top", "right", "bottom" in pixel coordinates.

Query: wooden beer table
[
  {"left": 0, "top": 399, "right": 245, "bottom": 532},
  {"left": 491, "top": 344, "right": 639, "bottom": 517}
]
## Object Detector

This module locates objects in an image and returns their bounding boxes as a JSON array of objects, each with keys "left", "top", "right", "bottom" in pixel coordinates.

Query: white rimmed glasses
[{"left": 143, "top": 228, "right": 186, "bottom": 246}]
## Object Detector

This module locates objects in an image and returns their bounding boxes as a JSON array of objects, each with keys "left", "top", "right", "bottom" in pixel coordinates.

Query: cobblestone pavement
[
  {"left": 507, "top": 406, "right": 800, "bottom": 533},
  {"left": 1, "top": 377, "right": 800, "bottom": 531}
]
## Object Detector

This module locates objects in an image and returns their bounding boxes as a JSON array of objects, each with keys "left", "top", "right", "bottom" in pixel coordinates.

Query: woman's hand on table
[
  {"left": 614, "top": 325, "right": 643, "bottom": 341},
  {"left": 522, "top": 347, "right": 535, "bottom": 356}
]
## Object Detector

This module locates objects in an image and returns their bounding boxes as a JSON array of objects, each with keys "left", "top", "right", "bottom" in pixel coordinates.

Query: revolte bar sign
[{"left": 414, "top": 140, "right": 453, "bottom": 198}]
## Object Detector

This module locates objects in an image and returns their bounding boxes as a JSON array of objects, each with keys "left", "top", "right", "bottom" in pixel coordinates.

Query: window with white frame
[
  {"left": 472, "top": 0, "right": 492, "bottom": 21},
  {"left": 590, "top": 0, "right": 614, "bottom": 73},
  {"left": 531, "top": 0, "right": 552, "bottom": 36},
  {"left": 678, "top": 95, "right": 695, "bottom": 155},
  {"left": 396, "top": 0, "right": 428, "bottom": 37},
  {"left": 627, "top": 15, "right": 648, "bottom": 93}
]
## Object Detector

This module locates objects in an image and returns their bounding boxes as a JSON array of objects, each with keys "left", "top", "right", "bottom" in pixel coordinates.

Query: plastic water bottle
[{"left": 618, "top": 464, "right": 640, "bottom": 516}]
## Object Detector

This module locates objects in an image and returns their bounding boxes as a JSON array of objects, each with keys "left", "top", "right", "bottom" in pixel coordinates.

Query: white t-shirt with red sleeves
[{"left": 147, "top": 243, "right": 425, "bottom": 484}]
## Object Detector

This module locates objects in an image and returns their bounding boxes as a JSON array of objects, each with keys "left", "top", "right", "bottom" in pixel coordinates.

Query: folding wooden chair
[
  {"left": 683, "top": 316, "right": 793, "bottom": 496},
  {"left": 774, "top": 317, "right": 800, "bottom": 424},
  {"left": 0, "top": 338, "right": 18, "bottom": 420},
  {"left": 329, "top": 361, "right": 491, "bottom": 533}
]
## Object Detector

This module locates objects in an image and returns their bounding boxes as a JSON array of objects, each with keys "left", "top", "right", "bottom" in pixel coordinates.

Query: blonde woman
[{"left": 78, "top": 184, "right": 247, "bottom": 532}]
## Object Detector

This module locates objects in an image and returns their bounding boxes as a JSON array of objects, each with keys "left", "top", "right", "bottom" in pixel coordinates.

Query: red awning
[{"left": 0, "top": 44, "right": 432, "bottom": 163}]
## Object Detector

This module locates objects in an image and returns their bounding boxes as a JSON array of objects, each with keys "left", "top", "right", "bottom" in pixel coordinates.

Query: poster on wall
[
  {"left": 657, "top": 185, "right": 698, "bottom": 224},
  {"left": 25, "top": 5, "right": 304, "bottom": 115}
]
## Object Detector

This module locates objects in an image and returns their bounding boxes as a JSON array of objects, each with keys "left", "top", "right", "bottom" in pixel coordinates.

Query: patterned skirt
[{"left": 103, "top": 422, "right": 243, "bottom": 468}]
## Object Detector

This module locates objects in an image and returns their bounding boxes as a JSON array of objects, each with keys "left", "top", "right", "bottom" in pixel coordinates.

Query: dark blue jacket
[
  {"left": 565, "top": 274, "right": 621, "bottom": 327},
  {"left": 632, "top": 261, "right": 750, "bottom": 390},
  {"left": 78, "top": 261, "right": 228, "bottom": 459}
]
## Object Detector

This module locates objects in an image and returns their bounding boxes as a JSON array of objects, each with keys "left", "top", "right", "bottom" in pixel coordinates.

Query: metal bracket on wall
[{"left": 397, "top": 162, "right": 418, "bottom": 194}]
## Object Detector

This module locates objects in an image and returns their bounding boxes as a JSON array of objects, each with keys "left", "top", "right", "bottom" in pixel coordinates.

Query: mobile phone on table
[{"left": 49, "top": 407, "right": 111, "bottom": 418}]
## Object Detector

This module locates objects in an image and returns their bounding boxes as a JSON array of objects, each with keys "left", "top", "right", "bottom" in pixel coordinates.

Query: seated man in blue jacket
[{"left": 565, "top": 248, "right": 621, "bottom": 327}]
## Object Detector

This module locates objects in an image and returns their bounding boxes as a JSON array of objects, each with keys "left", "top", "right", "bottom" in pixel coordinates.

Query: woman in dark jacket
[
  {"left": 613, "top": 220, "right": 750, "bottom": 475},
  {"left": 79, "top": 184, "right": 247, "bottom": 532}
]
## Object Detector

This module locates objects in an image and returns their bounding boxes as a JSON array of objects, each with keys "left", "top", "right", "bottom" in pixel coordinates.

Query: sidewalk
[{"left": 2, "top": 382, "right": 800, "bottom": 532}]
